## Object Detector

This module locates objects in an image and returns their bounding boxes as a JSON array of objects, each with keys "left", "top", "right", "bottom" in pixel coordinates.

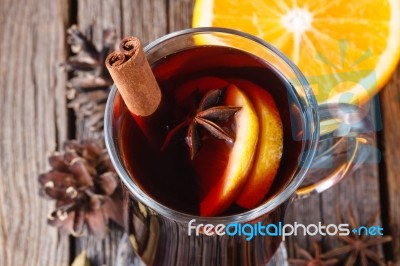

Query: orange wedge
[
  {"left": 229, "top": 79, "right": 283, "bottom": 209},
  {"left": 200, "top": 84, "right": 259, "bottom": 216},
  {"left": 193, "top": 0, "right": 400, "bottom": 105}
]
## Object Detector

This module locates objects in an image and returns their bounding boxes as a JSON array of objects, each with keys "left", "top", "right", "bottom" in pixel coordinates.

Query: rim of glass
[{"left": 104, "top": 27, "right": 319, "bottom": 224}]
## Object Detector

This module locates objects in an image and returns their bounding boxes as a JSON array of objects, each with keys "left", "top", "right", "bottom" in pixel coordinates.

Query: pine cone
[
  {"left": 39, "top": 140, "right": 123, "bottom": 238},
  {"left": 64, "top": 25, "right": 117, "bottom": 132}
]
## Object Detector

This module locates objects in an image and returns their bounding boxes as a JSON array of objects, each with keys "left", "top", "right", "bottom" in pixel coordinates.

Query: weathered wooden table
[{"left": 1, "top": 0, "right": 399, "bottom": 265}]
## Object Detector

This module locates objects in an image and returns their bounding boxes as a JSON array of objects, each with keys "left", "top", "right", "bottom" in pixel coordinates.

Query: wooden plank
[
  {"left": 168, "top": 0, "right": 195, "bottom": 32},
  {"left": 0, "top": 0, "right": 69, "bottom": 265},
  {"left": 380, "top": 64, "right": 400, "bottom": 264},
  {"left": 77, "top": 0, "right": 123, "bottom": 49},
  {"left": 121, "top": 0, "right": 168, "bottom": 44}
]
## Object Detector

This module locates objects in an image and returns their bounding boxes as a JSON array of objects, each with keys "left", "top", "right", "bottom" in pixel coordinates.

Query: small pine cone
[{"left": 39, "top": 139, "right": 123, "bottom": 238}]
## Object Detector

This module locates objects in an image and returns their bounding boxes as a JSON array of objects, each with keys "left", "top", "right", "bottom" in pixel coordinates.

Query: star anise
[
  {"left": 289, "top": 241, "right": 338, "bottom": 266},
  {"left": 321, "top": 204, "right": 392, "bottom": 266},
  {"left": 162, "top": 88, "right": 241, "bottom": 159}
]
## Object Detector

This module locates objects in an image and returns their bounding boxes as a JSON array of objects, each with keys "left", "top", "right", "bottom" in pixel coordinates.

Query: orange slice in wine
[
  {"left": 230, "top": 79, "right": 283, "bottom": 209},
  {"left": 200, "top": 84, "right": 259, "bottom": 216}
]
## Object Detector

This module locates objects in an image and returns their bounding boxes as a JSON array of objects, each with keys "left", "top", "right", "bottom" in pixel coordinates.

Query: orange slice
[
  {"left": 200, "top": 84, "right": 259, "bottom": 216},
  {"left": 193, "top": 0, "right": 400, "bottom": 105},
  {"left": 230, "top": 79, "right": 283, "bottom": 209}
]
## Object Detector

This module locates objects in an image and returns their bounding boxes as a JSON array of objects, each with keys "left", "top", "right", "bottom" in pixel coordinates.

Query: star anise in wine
[{"left": 162, "top": 88, "right": 241, "bottom": 159}]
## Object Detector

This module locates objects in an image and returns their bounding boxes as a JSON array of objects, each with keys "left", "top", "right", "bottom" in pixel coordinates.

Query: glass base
[
  {"left": 266, "top": 242, "right": 288, "bottom": 266},
  {"left": 116, "top": 233, "right": 288, "bottom": 266}
]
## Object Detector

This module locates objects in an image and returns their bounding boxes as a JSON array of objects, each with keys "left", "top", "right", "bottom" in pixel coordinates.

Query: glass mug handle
[{"left": 295, "top": 103, "right": 374, "bottom": 198}]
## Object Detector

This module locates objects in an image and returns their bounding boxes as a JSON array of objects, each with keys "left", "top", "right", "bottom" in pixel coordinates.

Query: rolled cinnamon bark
[{"left": 105, "top": 37, "right": 161, "bottom": 117}]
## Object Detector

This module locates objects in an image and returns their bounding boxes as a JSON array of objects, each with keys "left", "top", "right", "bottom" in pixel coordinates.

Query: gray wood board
[{"left": 0, "top": 0, "right": 69, "bottom": 265}]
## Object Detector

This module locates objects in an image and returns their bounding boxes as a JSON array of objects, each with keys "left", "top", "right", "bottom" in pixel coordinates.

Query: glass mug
[{"left": 104, "top": 28, "right": 373, "bottom": 265}]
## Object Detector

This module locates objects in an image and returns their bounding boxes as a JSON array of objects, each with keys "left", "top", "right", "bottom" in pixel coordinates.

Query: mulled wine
[{"left": 118, "top": 45, "right": 303, "bottom": 216}]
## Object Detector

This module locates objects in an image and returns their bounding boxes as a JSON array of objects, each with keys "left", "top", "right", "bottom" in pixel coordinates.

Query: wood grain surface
[
  {"left": 0, "top": 0, "right": 69, "bottom": 265},
  {"left": 380, "top": 65, "right": 400, "bottom": 263},
  {"left": 0, "top": 0, "right": 398, "bottom": 265}
]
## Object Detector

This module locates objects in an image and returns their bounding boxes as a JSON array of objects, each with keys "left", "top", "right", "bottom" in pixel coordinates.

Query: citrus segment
[
  {"left": 230, "top": 79, "right": 283, "bottom": 209},
  {"left": 200, "top": 84, "right": 259, "bottom": 216}
]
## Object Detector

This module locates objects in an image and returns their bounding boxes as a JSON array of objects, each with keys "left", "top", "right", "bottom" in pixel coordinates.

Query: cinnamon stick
[{"left": 105, "top": 37, "right": 161, "bottom": 117}]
